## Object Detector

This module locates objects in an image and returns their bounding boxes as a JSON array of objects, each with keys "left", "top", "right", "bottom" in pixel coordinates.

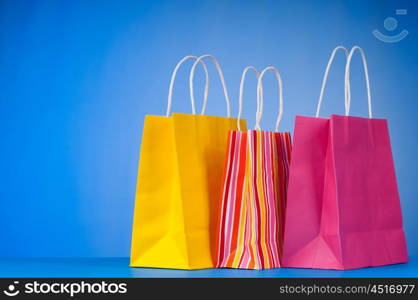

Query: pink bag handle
[
  {"left": 315, "top": 46, "right": 350, "bottom": 117},
  {"left": 237, "top": 66, "right": 262, "bottom": 131},
  {"left": 166, "top": 55, "right": 209, "bottom": 116},
  {"left": 255, "top": 66, "right": 284, "bottom": 132},
  {"left": 344, "top": 46, "right": 373, "bottom": 118}
]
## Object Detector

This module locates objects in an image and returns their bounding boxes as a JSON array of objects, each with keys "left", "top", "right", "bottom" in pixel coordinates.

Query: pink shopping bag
[{"left": 283, "top": 46, "right": 408, "bottom": 270}]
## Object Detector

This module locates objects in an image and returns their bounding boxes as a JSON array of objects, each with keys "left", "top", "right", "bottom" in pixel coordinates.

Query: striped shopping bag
[{"left": 216, "top": 66, "right": 292, "bottom": 269}]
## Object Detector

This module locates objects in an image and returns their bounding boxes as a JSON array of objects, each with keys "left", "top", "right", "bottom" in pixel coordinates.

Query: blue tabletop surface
[{"left": 0, "top": 257, "right": 416, "bottom": 278}]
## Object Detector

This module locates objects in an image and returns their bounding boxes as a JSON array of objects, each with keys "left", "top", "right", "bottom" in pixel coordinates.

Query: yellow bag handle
[{"left": 166, "top": 55, "right": 209, "bottom": 116}]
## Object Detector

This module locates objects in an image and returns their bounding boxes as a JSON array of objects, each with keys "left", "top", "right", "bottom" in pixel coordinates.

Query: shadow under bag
[{"left": 283, "top": 46, "right": 408, "bottom": 270}]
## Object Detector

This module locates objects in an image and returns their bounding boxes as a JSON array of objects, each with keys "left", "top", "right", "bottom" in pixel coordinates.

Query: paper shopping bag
[
  {"left": 130, "top": 55, "right": 246, "bottom": 269},
  {"left": 217, "top": 67, "right": 291, "bottom": 269},
  {"left": 283, "top": 46, "right": 408, "bottom": 270}
]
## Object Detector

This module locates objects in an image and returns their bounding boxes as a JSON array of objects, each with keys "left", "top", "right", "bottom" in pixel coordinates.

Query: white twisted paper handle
[
  {"left": 189, "top": 54, "right": 231, "bottom": 117},
  {"left": 237, "top": 66, "right": 261, "bottom": 131},
  {"left": 315, "top": 46, "right": 350, "bottom": 117},
  {"left": 344, "top": 46, "right": 372, "bottom": 118},
  {"left": 255, "top": 66, "right": 284, "bottom": 132},
  {"left": 166, "top": 55, "right": 209, "bottom": 116}
]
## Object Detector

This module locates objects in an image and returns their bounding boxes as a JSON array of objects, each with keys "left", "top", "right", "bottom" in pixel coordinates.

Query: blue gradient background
[{"left": 0, "top": 0, "right": 417, "bottom": 262}]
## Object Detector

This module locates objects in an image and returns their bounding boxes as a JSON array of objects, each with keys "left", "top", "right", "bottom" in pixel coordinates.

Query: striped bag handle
[
  {"left": 237, "top": 66, "right": 263, "bottom": 131},
  {"left": 166, "top": 55, "right": 209, "bottom": 116},
  {"left": 315, "top": 46, "right": 350, "bottom": 117},
  {"left": 344, "top": 46, "right": 373, "bottom": 118},
  {"left": 255, "top": 66, "right": 284, "bottom": 132},
  {"left": 189, "top": 54, "right": 231, "bottom": 117}
]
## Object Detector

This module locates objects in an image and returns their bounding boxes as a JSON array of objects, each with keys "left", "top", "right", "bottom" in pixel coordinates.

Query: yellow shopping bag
[{"left": 130, "top": 55, "right": 247, "bottom": 269}]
